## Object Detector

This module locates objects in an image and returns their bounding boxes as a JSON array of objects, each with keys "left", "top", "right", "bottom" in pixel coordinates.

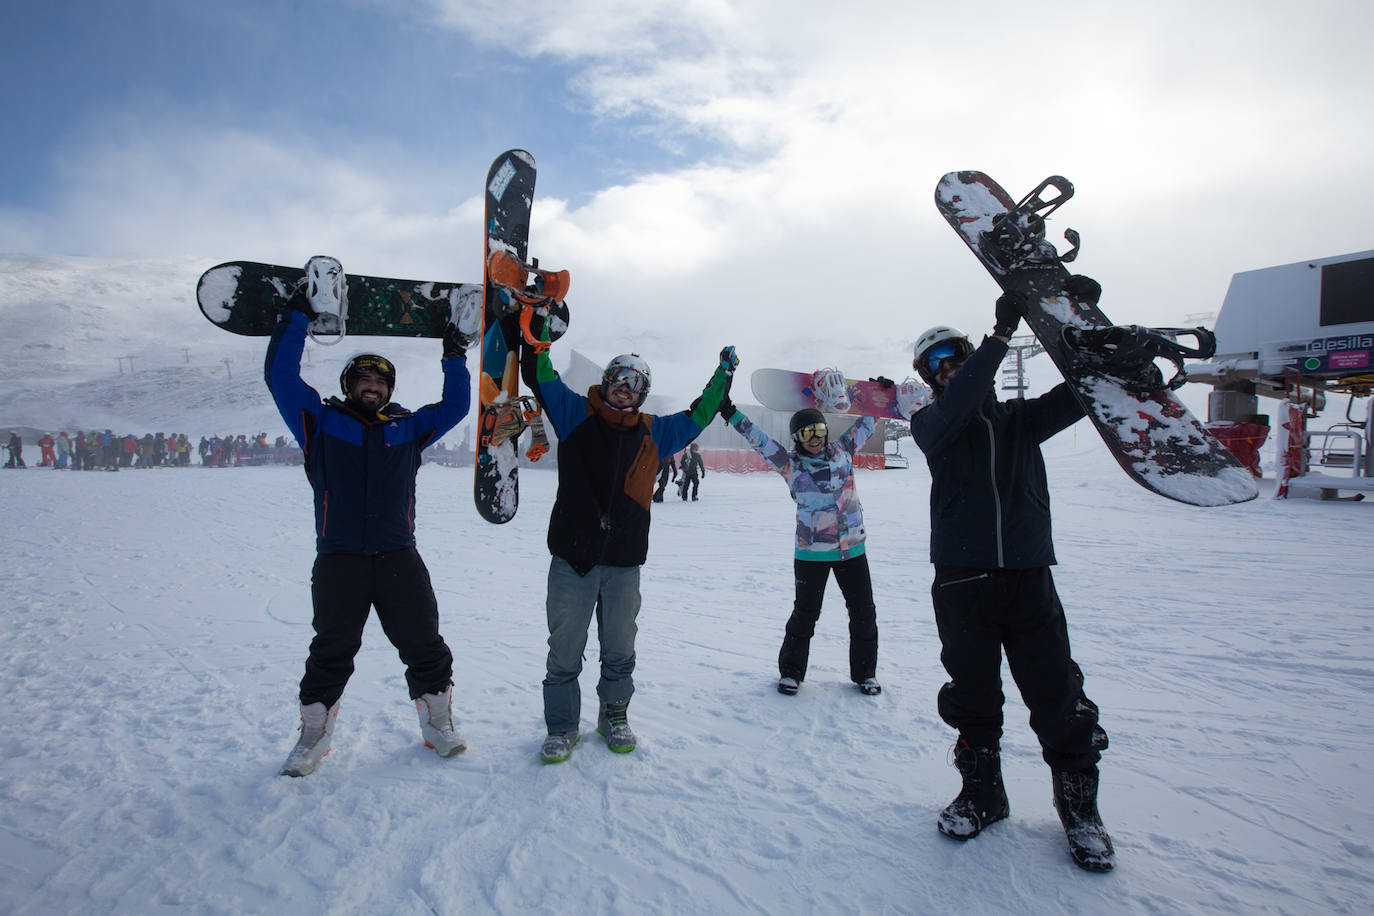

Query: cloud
[
  {"left": 416, "top": 0, "right": 1374, "bottom": 387},
  {"left": 0, "top": 111, "right": 478, "bottom": 279},
  {"left": 7, "top": 0, "right": 1374, "bottom": 399}
]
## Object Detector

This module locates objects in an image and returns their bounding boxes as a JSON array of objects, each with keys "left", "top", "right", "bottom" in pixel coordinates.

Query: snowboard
[
  {"left": 750, "top": 368, "right": 931, "bottom": 421},
  {"left": 934, "top": 170, "right": 1257, "bottom": 506},
  {"left": 474, "top": 149, "right": 567, "bottom": 525},
  {"left": 197, "top": 261, "right": 484, "bottom": 338}
]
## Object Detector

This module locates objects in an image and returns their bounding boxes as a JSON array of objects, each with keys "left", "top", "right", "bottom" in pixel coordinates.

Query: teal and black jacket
[
  {"left": 265, "top": 310, "right": 470, "bottom": 555},
  {"left": 524, "top": 346, "right": 729, "bottom": 575}
]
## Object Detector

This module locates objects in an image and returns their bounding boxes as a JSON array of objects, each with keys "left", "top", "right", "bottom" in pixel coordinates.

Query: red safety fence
[{"left": 1205, "top": 422, "right": 1270, "bottom": 478}]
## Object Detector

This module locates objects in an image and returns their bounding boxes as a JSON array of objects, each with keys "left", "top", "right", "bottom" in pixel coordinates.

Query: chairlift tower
[{"left": 1001, "top": 334, "right": 1044, "bottom": 398}]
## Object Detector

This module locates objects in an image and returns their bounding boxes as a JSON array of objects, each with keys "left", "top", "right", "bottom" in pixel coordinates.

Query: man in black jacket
[{"left": 909, "top": 290, "right": 1113, "bottom": 872}]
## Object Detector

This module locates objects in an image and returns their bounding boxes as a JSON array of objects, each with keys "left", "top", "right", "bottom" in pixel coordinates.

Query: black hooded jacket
[{"left": 910, "top": 336, "right": 1084, "bottom": 568}]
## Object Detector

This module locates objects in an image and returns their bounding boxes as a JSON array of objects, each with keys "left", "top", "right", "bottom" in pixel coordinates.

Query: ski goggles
[
  {"left": 794, "top": 422, "right": 827, "bottom": 443},
  {"left": 605, "top": 367, "right": 649, "bottom": 395},
  {"left": 349, "top": 355, "right": 395, "bottom": 378},
  {"left": 921, "top": 342, "right": 966, "bottom": 374}
]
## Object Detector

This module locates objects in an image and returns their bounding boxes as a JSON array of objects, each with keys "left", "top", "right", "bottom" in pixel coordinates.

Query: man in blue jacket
[
  {"left": 522, "top": 341, "right": 736, "bottom": 763},
  {"left": 265, "top": 260, "right": 477, "bottom": 776},
  {"left": 909, "top": 289, "right": 1113, "bottom": 872}
]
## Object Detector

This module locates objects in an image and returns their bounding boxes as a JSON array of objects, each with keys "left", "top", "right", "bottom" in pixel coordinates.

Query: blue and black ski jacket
[{"left": 265, "top": 311, "right": 470, "bottom": 555}]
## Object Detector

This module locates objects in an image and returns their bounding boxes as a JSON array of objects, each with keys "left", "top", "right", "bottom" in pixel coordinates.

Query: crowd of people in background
[{"left": 2, "top": 430, "right": 304, "bottom": 470}]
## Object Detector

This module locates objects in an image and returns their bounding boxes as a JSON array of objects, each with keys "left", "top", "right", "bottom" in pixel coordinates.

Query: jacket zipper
[
  {"left": 977, "top": 408, "right": 1004, "bottom": 567},
  {"left": 938, "top": 572, "right": 991, "bottom": 588}
]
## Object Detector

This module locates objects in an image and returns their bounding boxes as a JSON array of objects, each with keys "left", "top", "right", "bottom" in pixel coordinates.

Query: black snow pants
[
  {"left": 301, "top": 548, "right": 453, "bottom": 707},
  {"left": 778, "top": 554, "right": 878, "bottom": 684},
  {"left": 931, "top": 564, "right": 1105, "bottom": 772}
]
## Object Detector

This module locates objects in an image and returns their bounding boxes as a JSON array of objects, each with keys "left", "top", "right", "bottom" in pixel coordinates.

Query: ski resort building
[{"left": 1188, "top": 249, "right": 1374, "bottom": 499}]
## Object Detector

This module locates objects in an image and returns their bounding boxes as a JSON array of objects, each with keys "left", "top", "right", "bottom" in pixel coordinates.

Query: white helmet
[
  {"left": 913, "top": 326, "right": 973, "bottom": 388},
  {"left": 602, "top": 353, "right": 651, "bottom": 406}
]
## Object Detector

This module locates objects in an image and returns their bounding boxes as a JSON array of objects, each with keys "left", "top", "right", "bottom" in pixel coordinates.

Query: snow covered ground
[{"left": 2, "top": 435, "right": 1372, "bottom": 914}]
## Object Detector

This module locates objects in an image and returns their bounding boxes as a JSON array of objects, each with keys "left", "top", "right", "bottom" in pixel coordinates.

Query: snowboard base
[
  {"left": 750, "top": 368, "right": 929, "bottom": 421},
  {"left": 197, "top": 261, "right": 483, "bottom": 338},
  {"left": 935, "top": 170, "right": 1256, "bottom": 506}
]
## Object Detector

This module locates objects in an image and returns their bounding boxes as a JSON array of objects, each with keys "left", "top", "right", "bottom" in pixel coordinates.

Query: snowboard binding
[
  {"left": 1062, "top": 324, "right": 1216, "bottom": 393},
  {"left": 525, "top": 411, "right": 550, "bottom": 461},
  {"left": 811, "top": 369, "right": 851, "bottom": 412},
  {"left": 518, "top": 302, "right": 569, "bottom": 353},
  {"left": 979, "top": 176, "right": 1080, "bottom": 272},
  {"left": 448, "top": 286, "right": 484, "bottom": 341},
  {"left": 302, "top": 255, "right": 348, "bottom": 344},
  {"left": 479, "top": 394, "right": 549, "bottom": 460},
  {"left": 487, "top": 248, "right": 571, "bottom": 353},
  {"left": 488, "top": 249, "right": 570, "bottom": 303}
]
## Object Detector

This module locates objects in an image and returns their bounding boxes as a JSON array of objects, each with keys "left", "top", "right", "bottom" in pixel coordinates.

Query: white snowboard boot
[
  {"left": 416, "top": 685, "right": 467, "bottom": 757},
  {"left": 279, "top": 700, "right": 339, "bottom": 777}
]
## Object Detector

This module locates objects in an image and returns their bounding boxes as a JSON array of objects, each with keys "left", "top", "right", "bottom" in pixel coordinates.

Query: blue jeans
[{"left": 542, "top": 557, "right": 641, "bottom": 733}]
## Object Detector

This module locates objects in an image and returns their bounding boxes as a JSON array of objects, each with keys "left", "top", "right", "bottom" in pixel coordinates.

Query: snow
[
  {"left": 197, "top": 265, "right": 241, "bottom": 324},
  {"left": 3, "top": 435, "right": 1373, "bottom": 914},
  {"left": 2, "top": 250, "right": 1371, "bottom": 912}
]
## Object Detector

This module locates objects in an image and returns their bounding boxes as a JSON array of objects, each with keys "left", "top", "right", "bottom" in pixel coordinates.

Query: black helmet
[
  {"left": 789, "top": 408, "right": 828, "bottom": 445},
  {"left": 340, "top": 353, "right": 396, "bottom": 399}
]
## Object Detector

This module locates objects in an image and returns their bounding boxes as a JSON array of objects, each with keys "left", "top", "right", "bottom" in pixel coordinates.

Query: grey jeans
[{"left": 542, "top": 557, "right": 641, "bottom": 733}]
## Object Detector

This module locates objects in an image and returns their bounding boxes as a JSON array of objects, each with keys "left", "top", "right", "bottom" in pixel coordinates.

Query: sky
[{"left": 3, "top": 0, "right": 1374, "bottom": 395}]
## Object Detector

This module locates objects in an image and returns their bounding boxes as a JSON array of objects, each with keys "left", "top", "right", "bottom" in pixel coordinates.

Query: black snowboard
[
  {"left": 197, "top": 262, "right": 483, "bottom": 338},
  {"left": 935, "top": 170, "right": 1256, "bottom": 506}
]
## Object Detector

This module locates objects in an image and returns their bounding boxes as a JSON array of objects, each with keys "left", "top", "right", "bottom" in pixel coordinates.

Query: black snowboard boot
[
  {"left": 1052, "top": 767, "right": 1115, "bottom": 872},
  {"left": 937, "top": 737, "right": 1010, "bottom": 840}
]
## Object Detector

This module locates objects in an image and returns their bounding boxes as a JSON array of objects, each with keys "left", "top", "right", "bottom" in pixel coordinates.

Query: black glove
[
  {"left": 286, "top": 289, "right": 317, "bottom": 321},
  {"left": 442, "top": 322, "right": 474, "bottom": 359},
  {"left": 993, "top": 292, "right": 1024, "bottom": 338},
  {"left": 718, "top": 393, "right": 736, "bottom": 423},
  {"left": 870, "top": 376, "right": 895, "bottom": 389},
  {"left": 1064, "top": 274, "right": 1102, "bottom": 308}
]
